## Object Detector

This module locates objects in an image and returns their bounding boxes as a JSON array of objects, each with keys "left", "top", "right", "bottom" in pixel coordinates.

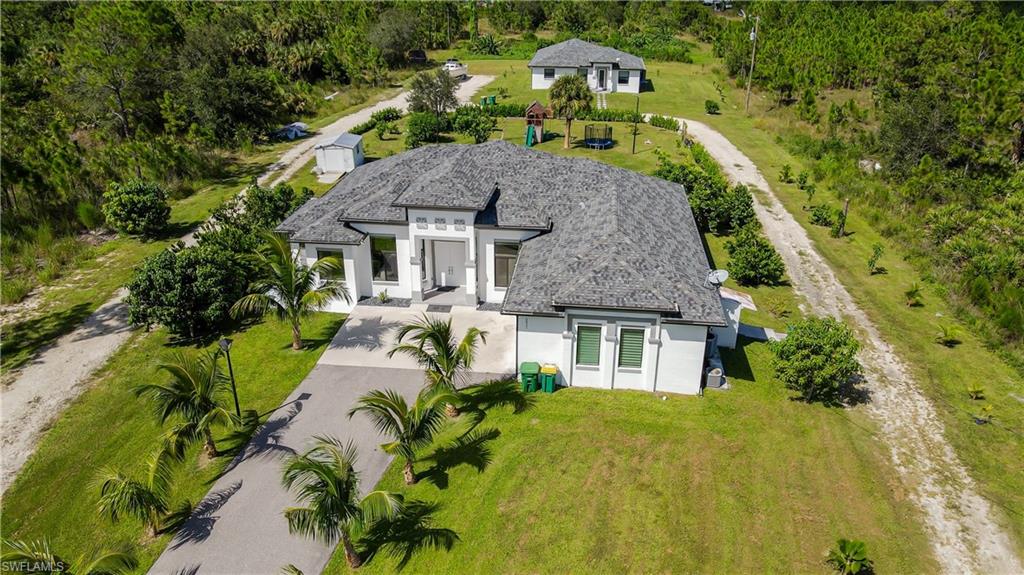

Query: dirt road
[
  {"left": 677, "top": 116, "right": 1022, "bottom": 574},
  {"left": 0, "top": 76, "right": 494, "bottom": 494}
]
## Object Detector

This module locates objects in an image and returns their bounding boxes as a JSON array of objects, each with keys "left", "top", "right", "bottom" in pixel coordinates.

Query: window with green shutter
[
  {"left": 575, "top": 325, "right": 602, "bottom": 366},
  {"left": 618, "top": 328, "right": 645, "bottom": 369}
]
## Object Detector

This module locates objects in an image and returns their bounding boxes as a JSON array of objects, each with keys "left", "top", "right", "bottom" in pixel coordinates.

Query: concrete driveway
[
  {"left": 318, "top": 304, "right": 517, "bottom": 375},
  {"left": 149, "top": 304, "right": 514, "bottom": 575}
]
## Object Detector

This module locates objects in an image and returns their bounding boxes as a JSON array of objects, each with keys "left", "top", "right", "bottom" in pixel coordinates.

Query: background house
[{"left": 528, "top": 38, "right": 645, "bottom": 93}]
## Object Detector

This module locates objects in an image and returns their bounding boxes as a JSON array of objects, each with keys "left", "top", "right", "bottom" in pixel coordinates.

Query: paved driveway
[{"left": 149, "top": 305, "right": 513, "bottom": 575}]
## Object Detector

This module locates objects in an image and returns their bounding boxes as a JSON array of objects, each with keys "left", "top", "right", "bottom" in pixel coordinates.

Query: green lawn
[
  {"left": 1, "top": 313, "right": 345, "bottom": 569},
  {"left": 325, "top": 339, "right": 935, "bottom": 574},
  {"left": 463, "top": 47, "right": 1024, "bottom": 551}
]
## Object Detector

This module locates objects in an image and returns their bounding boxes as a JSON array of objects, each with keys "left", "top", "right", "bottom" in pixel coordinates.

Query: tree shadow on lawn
[
  {"left": 357, "top": 500, "right": 460, "bottom": 571},
  {"left": 416, "top": 428, "right": 501, "bottom": 490},
  {"left": 1, "top": 302, "right": 95, "bottom": 372}
]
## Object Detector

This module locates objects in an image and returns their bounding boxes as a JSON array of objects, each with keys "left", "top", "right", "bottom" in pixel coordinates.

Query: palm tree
[
  {"left": 387, "top": 314, "right": 488, "bottom": 416},
  {"left": 548, "top": 74, "right": 593, "bottom": 149},
  {"left": 1, "top": 538, "right": 137, "bottom": 575},
  {"left": 93, "top": 449, "right": 176, "bottom": 539},
  {"left": 281, "top": 436, "right": 403, "bottom": 569},
  {"left": 135, "top": 350, "right": 236, "bottom": 457},
  {"left": 232, "top": 232, "right": 350, "bottom": 350},
  {"left": 348, "top": 388, "right": 452, "bottom": 485}
]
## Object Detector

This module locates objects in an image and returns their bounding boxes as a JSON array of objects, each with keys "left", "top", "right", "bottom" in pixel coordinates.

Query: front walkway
[{"left": 149, "top": 305, "right": 512, "bottom": 575}]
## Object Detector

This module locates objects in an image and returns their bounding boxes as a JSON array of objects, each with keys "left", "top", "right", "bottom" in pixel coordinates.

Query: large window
[
  {"left": 543, "top": 68, "right": 555, "bottom": 79},
  {"left": 494, "top": 242, "right": 520, "bottom": 288},
  {"left": 371, "top": 235, "right": 398, "bottom": 282},
  {"left": 618, "top": 328, "right": 645, "bottom": 369},
  {"left": 316, "top": 249, "right": 345, "bottom": 283},
  {"left": 576, "top": 325, "right": 602, "bottom": 366},
  {"left": 577, "top": 67, "right": 588, "bottom": 78},
  {"left": 618, "top": 70, "right": 630, "bottom": 85}
]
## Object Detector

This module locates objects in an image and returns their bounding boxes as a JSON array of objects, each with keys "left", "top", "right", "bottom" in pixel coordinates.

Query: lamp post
[
  {"left": 744, "top": 14, "right": 761, "bottom": 114},
  {"left": 631, "top": 95, "right": 639, "bottom": 154},
  {"left": 219, "top": 338, "right": 241, "bottom": 418}
]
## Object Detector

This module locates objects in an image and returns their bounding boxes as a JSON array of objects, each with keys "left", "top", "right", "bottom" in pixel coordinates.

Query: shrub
[
  {"left": 102, "top": 180, "right": 170, "bottom": 237},
  {"left": 825, "top": 538, "right": 873, "bottom": 575},
  {"left": 809, "top": 204, "right": 838, "bottom": 227},
  {"left": 966, "top": 382, "right": 985, "bottom": 400},
  {"left": 578, "top": 108, "right": 644, "bottom": 123},
  {"left": 451, "top": 105, "right": 497, "bottom": 144},
  {"left": 481, "top": 102, "right": 527, "bottom": 118},
  {"left": 126, "top": 243, "right": 247, "bottom": 339},
  {"left": 904, "top": 282, "right": 922, "bottom": 306},
  {"left": 350, "top": 119, "right": 376, "bottom": 135},
  {"left": 405, "top": 112, "right": 446, "bottom": 148},
  {"left": 1, "top": 276, "right": 32, "bottom": 304},
  {"left": 796, "top": 89, "right": 820, "bottom": 124},
  {"left": 375, "top": 120, "right": 394, "bottom": 140},
  {"left": 470, "top": 34, "right": 502, "bottom": 55},
  {"left": 704, "top": 100, "right": 720, "bottom": 115},
  {"left": 648, "top": 115, "right": 680, "bottom": 131},
  {"left": 770, "top": 317, "right": 862, "bottom": 405},
  {"left": 804, "top": 183, "right": 817, "bottom": 203},
  {"left": 867, "top": 243, "right": 884, "bottom": 274},
  {"left": 779, "top": 164, "right": 793, "bottom": 183},
  {"left": 76, "top": 201, "right": 104, "bottom": 230},
  {"left": 726, "top": 226, "right": 785, "bottom": 286},
  {"left": 370, "top": 107, "right": 403, "bottom": 124},
  {"left": 243, "top": 182, "right": 313, "bottom": 230}
]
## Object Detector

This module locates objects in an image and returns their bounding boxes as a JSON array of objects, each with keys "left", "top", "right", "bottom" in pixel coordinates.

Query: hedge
[{"left": 649, "top": 115, "right": 680, "bottom": 131}]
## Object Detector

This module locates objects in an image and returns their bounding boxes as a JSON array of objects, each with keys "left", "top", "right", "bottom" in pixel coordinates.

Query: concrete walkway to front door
[{"left": 149, "top": 304, "right": 514, "bottom": 575}]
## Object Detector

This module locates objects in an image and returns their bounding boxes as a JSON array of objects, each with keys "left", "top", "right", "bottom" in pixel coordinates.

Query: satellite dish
[{"left": 705, "top": 269, "right": 729, "bottom": 287}]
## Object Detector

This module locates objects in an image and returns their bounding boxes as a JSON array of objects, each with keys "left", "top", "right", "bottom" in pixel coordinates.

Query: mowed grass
[
  {"left": 326, "top": 339, "right": 935, "bottom": 574},
  {"left": 1, "top": 313, "right": 345, "bottom": 569},
  {"left": 464, "top": 47, "right": 1024, "bottom": 550}
]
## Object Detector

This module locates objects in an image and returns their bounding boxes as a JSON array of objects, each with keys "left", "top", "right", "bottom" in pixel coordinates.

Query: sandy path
[
  {"left": 0, "top": 76, "right": 494, "bottom": 494},
  {"left": 674, "top": 116, "right": 1022, "bottom": 573}
]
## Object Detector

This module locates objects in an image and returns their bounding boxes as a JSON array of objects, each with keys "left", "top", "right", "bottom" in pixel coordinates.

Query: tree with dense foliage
[
  {"left": 451, "top": 105, "right": 497, "bottom": 144},
  {"left": 770, "top": 317, "right": 862, "bottom": 406},
  {"left": 281, "top": 437, "right": 403, "bottom": 569},
  {"left": 726, "top": 226, "right": 786, "bottom": 287},
  {"left": 348, "top": 387, "right": 452, "bottom": 485},
  {"left": 405, "top": 112, "right": 447, "bottom": 149},
  {"left": 548, "top": 74, "right": 593, "bottom": 149},
  {"left": 0, "top": 539, "right": 137, "bottom": 575},
  {"left": 101, "top": 180, "right": 170, "bottom": 237},
  {"left": 231, "top": 233, "right": 350, "bottom": 350},
  {"left": 388, "top": 314, "right": 488, "bottom": 416},
  {"left": 408, "top": 69, "right": 459, "bottom": 118},
  {"left": 826, "top": 538, "right": 874, "bottom": 575},
  {"left": 135, "top": 350, "right": 237, "bottom": 457},
  {"left": 93, "top": 448, "right": 177, "bottom": 538}
]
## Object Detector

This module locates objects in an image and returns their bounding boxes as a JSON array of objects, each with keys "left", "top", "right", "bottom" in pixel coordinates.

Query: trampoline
[{"left": 584, "top": 124, "right": 613, "bottom": 150}]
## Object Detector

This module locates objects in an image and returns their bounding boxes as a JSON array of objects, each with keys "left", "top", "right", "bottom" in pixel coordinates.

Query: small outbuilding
[
  {"left": 525, "top": 100, "right": 548, "bottom": 145},
  {"left": 315, "top": 133, "right": 365, "bottom": 175}
]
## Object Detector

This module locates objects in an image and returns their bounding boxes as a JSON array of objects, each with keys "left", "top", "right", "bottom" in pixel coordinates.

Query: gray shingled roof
[
  {"left": 316, "top": 132, "right": 362, "bottom": 149},
  {"left": 528, "top": 39, "right": 646, "bottom": 70},
  {"left": 277, "top": 141, "right": 724, "bottom": 325}
]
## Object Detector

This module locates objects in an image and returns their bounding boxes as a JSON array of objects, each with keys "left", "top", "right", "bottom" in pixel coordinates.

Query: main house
[
  {"left": 278, "top": 141, "right": 738, "bottom": 395},
  {"left": 528, "top": 38, "right": 645, "bottom": 93}
]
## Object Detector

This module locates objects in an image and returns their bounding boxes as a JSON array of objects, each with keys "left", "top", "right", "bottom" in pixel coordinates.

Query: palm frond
[
  {"left": 360, "top": 490, "right": 404, "bottom": 523},
  {"left": 76, "top": 549, "right": 139, "bottom": 575}
]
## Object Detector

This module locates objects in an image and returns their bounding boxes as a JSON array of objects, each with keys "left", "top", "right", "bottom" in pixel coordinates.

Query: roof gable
[{"left": 528, "top": 38, "right": 646, "bottom": 70}]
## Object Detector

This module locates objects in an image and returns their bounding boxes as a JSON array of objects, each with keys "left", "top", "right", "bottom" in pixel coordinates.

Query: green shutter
[
  {"left": 618, "top": 328, "right": 645, "bottom": 369},
  {"left": 575, "top": 325, "right": 602, "bottom": 366}
]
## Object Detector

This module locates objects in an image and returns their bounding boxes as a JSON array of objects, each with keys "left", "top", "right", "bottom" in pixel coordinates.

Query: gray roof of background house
[
  {"left": 316, "top": 132, "right": 362, "bottom": 149},
  {"left": 278, "top": 141, "right": 723, "bottom": 325},
  {"left": 528, "top": 38, "right": 646, "bottom": 70}
]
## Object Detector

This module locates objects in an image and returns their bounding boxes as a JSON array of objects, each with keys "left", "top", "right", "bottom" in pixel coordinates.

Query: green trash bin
[
  {"left": 480, "top": 97, "right": 488, "bottom": 107},
  {"left": 487, "top": 95, "right": 496, "bottom": 105},
  {"left": 520, "top": 362, "right": 540, "bottom": 393},
  {"left": 539, "top": 364, "right": 558, "bottom": 393}
]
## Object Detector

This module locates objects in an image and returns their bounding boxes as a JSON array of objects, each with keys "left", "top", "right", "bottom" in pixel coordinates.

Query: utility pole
[{"left": 744, "top": 15, "right": 760, "bottom": 114}]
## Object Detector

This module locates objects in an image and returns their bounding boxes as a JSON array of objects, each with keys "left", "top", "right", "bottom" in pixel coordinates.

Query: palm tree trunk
[
  {"left": 403, "top": 459, "right": 417, "bottom": 485},
  {"left": 291, "top": 321, "right": 303, "bottom": 351},
  {"left": 563, "top": 119, "right": 572, "bottom": 149},
  {"left": 204, "top": 428, "right": 219, "bottom": 457},
  {"left": 342, "top": 532, "right": 363, "bottom": 569}
]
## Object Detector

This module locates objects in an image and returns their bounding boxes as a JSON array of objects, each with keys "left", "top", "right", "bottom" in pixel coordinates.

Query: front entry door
[
  {"left": 597, "top": 68, "right": 606, "bottom": 90},
  {"left": 432, "top": 241, "right": 465, "bottom": 288}
]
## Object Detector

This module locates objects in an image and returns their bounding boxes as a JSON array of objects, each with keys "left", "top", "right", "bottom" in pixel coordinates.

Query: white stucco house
[
  {"left": 278, "top": 141, "right": 739, "bottom": 395},
  {"left": 314, "top": 133, "right": 364, "bottom": 175},
  {"left": 528, "top": 38, "right": 645, "bottom": 93}
]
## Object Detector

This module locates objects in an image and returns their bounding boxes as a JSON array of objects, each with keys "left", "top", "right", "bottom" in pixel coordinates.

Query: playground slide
[{"left": 525, "top": 124, "right": 536, "bottom": 148}]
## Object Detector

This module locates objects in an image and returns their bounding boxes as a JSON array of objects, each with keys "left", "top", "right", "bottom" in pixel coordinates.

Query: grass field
[
  {"left": 459, "top": 47, "right": 1024, "bottom": 552},
  {"left": 0, "top": 313, "right": 345, "bottom": 568},
  {"left": 325, "top": 338, "right": 935, "bottom": 573}
]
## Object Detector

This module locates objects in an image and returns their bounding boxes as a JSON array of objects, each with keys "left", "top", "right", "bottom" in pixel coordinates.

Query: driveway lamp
[{"left": 219, "top": 338, "right": 241, "bottom": 418}]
